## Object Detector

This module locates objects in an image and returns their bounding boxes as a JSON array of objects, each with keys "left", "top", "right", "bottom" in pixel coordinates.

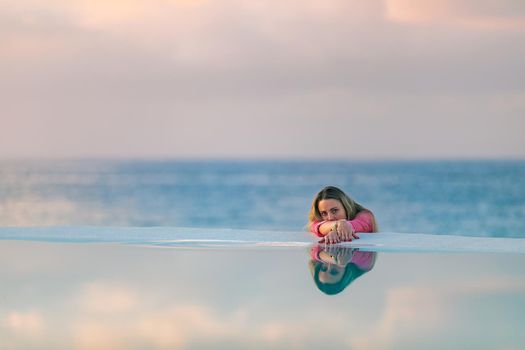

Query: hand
[
  {"left": 336, "top": 220, "right": 360, "bottom": 241},
  {"left": 318, "top": 230, "right": 341, "bottom": 245},
  {"left": 334, "top": 247, "right": 354, "bottom": 265},
  {"left": 321, "top": 246, "right": 354, "bottom": 265}
]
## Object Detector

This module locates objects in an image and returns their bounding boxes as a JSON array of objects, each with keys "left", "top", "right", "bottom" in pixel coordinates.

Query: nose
[{"left": 327, "top": 213, "right": 335, "bottom": 220}]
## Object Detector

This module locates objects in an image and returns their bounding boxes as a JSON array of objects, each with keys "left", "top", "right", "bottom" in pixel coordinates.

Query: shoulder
[
  {"left": 354, "top": 210, "right": 374, "bottom": 220},
  {"left": 349, "top": 210, "right": 376, "bottom": 233}
]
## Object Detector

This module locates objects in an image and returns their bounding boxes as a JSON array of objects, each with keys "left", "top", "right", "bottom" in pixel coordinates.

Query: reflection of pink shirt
[
  {"left": 349, "top": 251, "right": 376, "bottom": 271},
  {"left": 310, "top": 211, "right": 375, "bottom": 237}
]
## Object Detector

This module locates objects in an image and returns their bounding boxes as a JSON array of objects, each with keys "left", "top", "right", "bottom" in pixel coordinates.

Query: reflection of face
[
  {"left": 318, "top": 263, "right": 344, "bottom": 284},
  {"left": 318, "top": 199, "right": 346, "bottom": 221}
]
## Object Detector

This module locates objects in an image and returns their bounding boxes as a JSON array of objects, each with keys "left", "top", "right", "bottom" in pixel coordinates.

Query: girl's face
[
  {"left": 318, "top": 264, "right": 344, "bottom": 284},
  {"left": 318, "top": 199, "right": 347, "bottom": 221}
]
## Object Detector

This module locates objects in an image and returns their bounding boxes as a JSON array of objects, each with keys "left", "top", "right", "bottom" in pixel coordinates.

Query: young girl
[{"left": 308, "top": 186, "right": 377, "bottom": 244}]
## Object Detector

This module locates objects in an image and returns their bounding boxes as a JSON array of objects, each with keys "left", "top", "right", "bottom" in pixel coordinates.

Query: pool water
[{"left": 1, "top": 240, "right": 524, "bottom": 350}]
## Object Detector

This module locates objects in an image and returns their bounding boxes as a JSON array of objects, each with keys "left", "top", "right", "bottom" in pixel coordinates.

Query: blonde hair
[{"left": 308, "top": 186, "right": 377, "bottom": 232}]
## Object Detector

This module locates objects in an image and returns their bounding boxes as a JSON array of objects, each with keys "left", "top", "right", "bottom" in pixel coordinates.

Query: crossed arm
[{"left": 310, "top": 211, "right": 375, "bottom": 244}]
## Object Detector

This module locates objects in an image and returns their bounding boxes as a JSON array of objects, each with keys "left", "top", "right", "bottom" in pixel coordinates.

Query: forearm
[
  {"left": 311, "top": 214, "right": 373, "bottom": 237},
  {"left": 316, "top": 220, "right": 342, "bottom": 236},
  {"left": 312, "top": 213, "right": 374, "bottom": 237},
  {"left": 309, "top": 221, "right": 332, "bottom": 237},
  {"left": 316, "top": 220, "right": 358, "bottom": 243}
]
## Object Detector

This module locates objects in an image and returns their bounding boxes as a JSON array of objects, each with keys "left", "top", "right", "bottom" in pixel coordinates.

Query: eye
[{"left": 329, "top": 268, "right": 340, "bottom": 276}]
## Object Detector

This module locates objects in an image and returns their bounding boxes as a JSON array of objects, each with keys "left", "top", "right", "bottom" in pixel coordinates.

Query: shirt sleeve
[
  {"left": 348, "top": 211, "right": 375, "bottom": 233},
  {"left": 309, "top": 221, "right": 326, "bottom": 237}
]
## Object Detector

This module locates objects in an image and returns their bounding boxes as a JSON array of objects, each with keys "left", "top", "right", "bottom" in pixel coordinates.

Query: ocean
[{"left": 1, "top": 159, "right": 524, "bottom": 236}]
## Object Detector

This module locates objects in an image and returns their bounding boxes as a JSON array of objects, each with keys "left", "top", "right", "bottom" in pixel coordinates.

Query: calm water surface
[{"left": 1, "top": 241, "right": 524, "bottom": 350}]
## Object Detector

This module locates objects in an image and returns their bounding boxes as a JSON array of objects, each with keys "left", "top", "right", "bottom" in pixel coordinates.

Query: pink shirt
[{"left": 310, "top": 211, "right": 375, "bottom": 237}]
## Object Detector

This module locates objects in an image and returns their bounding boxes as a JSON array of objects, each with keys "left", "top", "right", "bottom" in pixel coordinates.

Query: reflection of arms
[
  {"left": 311, "top": 245, "right": 377, "bottom": 270},
  {"left": 318, "top": 246, "right": 355, "bottom": 266}
]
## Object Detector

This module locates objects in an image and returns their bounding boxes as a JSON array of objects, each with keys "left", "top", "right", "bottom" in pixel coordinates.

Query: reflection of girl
[
  {"left": 308, "top": 186, "right": 377, "bottom": 244},
  {"left": 309, "top": 245, "right": 377, "bottom": 295}
]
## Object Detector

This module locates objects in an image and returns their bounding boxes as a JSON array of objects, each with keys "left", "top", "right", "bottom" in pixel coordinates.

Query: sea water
[
  {"left": 1, "top": 159, "right": 525, "bottom": 349},
  {"left": 1, "top": 159, "right": 524, "bottom": 236}
]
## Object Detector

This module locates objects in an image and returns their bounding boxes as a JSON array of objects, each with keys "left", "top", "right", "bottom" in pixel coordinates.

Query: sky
[{"left": 1, "top": 0, "right": 524, "bottom": 159}]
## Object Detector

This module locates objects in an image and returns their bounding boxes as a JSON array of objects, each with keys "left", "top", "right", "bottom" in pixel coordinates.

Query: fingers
[
  {"left": 336, "top": 226, "right": 344, "bottom": 240},
  {"left": 336, "top": 222, "right": 356, "bottom": 242},
  {"left": 320, "top": 230, "right": 361, "bottom": 245},
  {"left": 339, "top": 229, "right": 352, "bottom": 242},
  {"left": 336, "top": 222, "right": 345, "bottom": 236},
  {"left": 322, "top": 232, "right": 340, "bottom": 245},
  {"left": 340, "top": 233, "right": 351, "bottom": 241}
]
